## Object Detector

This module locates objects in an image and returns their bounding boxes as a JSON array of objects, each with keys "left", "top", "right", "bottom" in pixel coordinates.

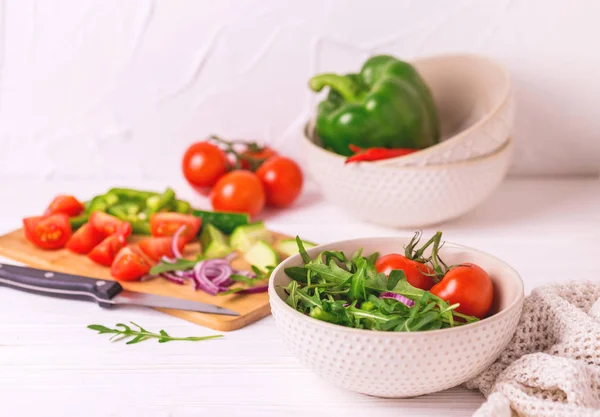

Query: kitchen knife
[{"left": 0, "top": 263, "right": 239, "bottom": 316}]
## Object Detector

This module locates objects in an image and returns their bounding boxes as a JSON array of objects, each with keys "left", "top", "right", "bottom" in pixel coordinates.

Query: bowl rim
[
  {"left": 269, "top": 236, "right": 524, "bottom": 337},
  {"left": 305, "top": 53, "right": 512, "bottom": 166},
  {"left": 304, "top": 128, "right": 513, "bottom": 171}
]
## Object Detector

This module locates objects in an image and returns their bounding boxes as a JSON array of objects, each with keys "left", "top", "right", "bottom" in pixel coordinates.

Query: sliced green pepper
[
  {"left": 87, "top": 196, "right": 109, "bottom": 213},
  {"left": 69, "top": 214, "right": 89, "bottom": 230},
  {"left": 174, "top": 199, "right": 191, "bottom": 214},
  {"left": 107, "top": 203, "right": 141, "bottom": 221},
  {"left": 107, "top": 188, "right": 158, "bottom": 202},
  {"left": 130, "top": 220, "right": 152, "bottom": 235},
  {"left": 146, "top": 188, "right": 176, "bottom": 214}
]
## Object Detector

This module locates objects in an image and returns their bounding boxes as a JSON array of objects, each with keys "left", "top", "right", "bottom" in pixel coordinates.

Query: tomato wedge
[
  {"left": 23, "top": 214, "right": 72, "bottom": 250},
  {"left": 88, "top": 235, "right": 126, "bottom": 266},
  {"left": 46, "top": 195, "right": 85, "bottom": 217},
  {"left": 65, "top": 223, "right": 103, "bottom": 254},
  {"left": 110, "top": 247, "right": 151, "bottom": 281},
  {"left": 138, "top": 237, "right": 186, "bottom": 261},
  {"left": 150, "top": 213, "right": 201, "bottom": 241},
  {"left": 89, "top": 212, "right": 131, "bottom": 239}
]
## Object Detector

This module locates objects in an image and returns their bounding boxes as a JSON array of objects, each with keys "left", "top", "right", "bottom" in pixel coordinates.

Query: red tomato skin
[
  {"left": 138, "top": 237, "right": 186, "bottom": 261},
  {"left": 87, "top": 235, "right": 126, "bottom": 267},
  {"left": 375, "top": 254, "right": 435, "bottom": 290},
  {"left": 182, "top": 141, "right": 229, "bottom": 188},
  {"left": 110, "top": 247, "right": 151, "bottom": 281},
  {"left": 240, "top": 146, "right": 277, "bottom": 170},
  {"left": 89, "top": 212, "right": 126, "bottom": 239},
  {"left": 256, "top": 156, "right": 303, "bottom": 208},
  {"left": 66, "top": 223, "right": 103, "bottom": 254},
  {"left": 149, "top": 213, "right": 201, "bottom": 241},
  {"left": 46, "top": 195, "right": 85, "bottom": 217},
  {"left": 23, "top": 214, "right": 72, "bottom": 250},
  {"left": 210, "top": 170, "right": 265, "bottom": 217},
  {"left": 430, "top": 263, "right": 494, "bottom": 319}
]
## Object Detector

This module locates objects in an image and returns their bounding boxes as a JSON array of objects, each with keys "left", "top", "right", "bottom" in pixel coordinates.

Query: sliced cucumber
[
  {"left": 277, "top": 238, "right": 317, "bottom": 257},
  {"left": 244, "top": 241, "right": 278, "bottom": 272},
  {"left": 192, "top": 209, "right": 249, "bottom": 235},
  {"left": 200, "top": 223, "right": 231, "bottom": 258},
  {"left": 230, "top": 222, "right": 272, "bottom": 252}
]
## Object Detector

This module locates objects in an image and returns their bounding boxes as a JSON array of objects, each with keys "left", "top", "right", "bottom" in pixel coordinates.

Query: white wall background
[{"left": 0, "top": 0, "right": 599, "bottom": 181}]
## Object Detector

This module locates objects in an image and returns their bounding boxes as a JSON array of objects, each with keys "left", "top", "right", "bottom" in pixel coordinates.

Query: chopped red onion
[
  {"left": 171, "top": 225, "right": 187, "bottom": 259},
  {"left": 161, "top": 255, "right": 176, "bottom": 264},
  {"left": 379, "top": 292, "right": 415, "bottom": 307},
  {"left": 140, "top": 274, "right": 158, "bottom": 282},
  {"left": 237, "top": 285, "right": 268, "bottom": 294},
  {"left": 193, "top": 262, "right": 220, "bottom": 295},
  {"left": 161, "top": 273, "right": 186, "bottom": 285}
]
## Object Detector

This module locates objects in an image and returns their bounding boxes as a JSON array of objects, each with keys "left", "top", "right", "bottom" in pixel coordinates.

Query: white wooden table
[{"left": 1, "top": 178, "right": 599, "bottom": 417}]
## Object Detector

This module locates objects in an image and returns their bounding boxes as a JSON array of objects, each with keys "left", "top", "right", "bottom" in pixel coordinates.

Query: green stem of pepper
[{"left": 309, "top": 73, "right": 361, "bottom": 102}]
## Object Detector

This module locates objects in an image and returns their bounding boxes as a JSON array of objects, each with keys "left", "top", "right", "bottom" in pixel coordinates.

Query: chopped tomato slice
[
  {"left": 89, "top": 212, "right": 130, "bottom": 239},
  {"left": 87, "top": 235, "right": 126, "bottom": 266},
  {"left": 110, "top": 247, "right": 151, "bottom": 281},
  {"left": 138, "top": 236, "right": 186, "bottom": 261},
  {"left": 46, "top": 195, "right": 85, "bottom": 217},
  {"left": 150, "top": 213, "right": 201, "bottom": 241},
  {"left": 23, "top": 214, "right": 72, "bottom": 250},
  {"left": 65, "top": 223, "right": 103, "bottom": 254},
  {"left": 117, "top": 221, "right": 132, "bottom": 239}
]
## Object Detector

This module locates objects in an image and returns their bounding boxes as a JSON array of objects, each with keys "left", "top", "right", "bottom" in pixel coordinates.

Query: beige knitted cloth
[{"left": 465, "top": 282, "right": 600, "bottom": 417}]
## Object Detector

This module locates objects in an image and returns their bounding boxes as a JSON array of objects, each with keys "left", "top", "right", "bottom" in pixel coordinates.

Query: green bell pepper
[{"left": 309, "top": 55, "right": 440, "bottom": 156}]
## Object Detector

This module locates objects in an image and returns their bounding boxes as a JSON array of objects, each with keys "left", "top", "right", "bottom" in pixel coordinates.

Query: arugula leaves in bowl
[{"left": 282, "top": 236, "right": 479, "bottom": 332}]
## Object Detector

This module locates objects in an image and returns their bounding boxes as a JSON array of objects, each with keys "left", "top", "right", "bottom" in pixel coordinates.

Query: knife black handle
[{"left": 0, "top": 263, "right": 123, "bottom": 307}]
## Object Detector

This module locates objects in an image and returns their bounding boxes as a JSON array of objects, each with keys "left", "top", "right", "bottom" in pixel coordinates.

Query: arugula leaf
[
  {"left": 150, "top": 257, "right": 202, "bottom": 275},
  {"left": 284, "top": 266, "right": 309, "bottom": 283},
  {"left": 88, "top": 321, "right": 222, "bottom": 344},
  {"left": 386, "top": 269, "right": 406, "bottom": 291},
  {"left": 348, "top": 258, "right": 367, "bottom": 301},
  {"left": 296, "top": 236, "right": 312, "bottom": 264},
  {"left": 305, "top": 263, "right": 352, "bottom": 283}
]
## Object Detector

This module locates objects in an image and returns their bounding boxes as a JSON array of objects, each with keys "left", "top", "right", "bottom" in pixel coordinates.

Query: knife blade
[{"left": 0, "top": 263, "right": 239, "bottom": 316}]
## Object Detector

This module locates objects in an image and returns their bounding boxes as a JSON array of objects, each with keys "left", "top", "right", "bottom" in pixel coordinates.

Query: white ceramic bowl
[
  {"left": 269, "top": 236, "right": 524, "bottom": 398},
  {"left": 308, "top": 54, "right": 514, "bottom": 167},
  {"left": 303, "top": 133, "right": 512, "bottom": 228}
]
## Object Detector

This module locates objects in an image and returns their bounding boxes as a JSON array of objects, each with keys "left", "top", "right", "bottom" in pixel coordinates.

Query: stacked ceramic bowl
[{"left": 303, "top": 54, "right": 514, "bottom": 228}]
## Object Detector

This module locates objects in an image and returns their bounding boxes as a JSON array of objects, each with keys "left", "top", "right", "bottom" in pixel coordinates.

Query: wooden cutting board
[{"left": 0, "top": 228, "right": 290, "bottom": 331}]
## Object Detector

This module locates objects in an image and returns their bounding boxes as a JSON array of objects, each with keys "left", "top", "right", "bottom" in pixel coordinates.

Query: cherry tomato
[
  {"left": 89, "top": 212, "right": 130, "bottom": 239},
  {"left": 182, "top": 141, "right": 229, "bottom": 188},
  {"left": 256, "top": 156, "right": 303, "bottom": 208},
  {"left": 65, "top": 223, "right": 103, "bottom": 254},
  {"left": 138, "top": 237, "right": 186, "bottom": 262},
  {"left": 46, "top": 195, "right": 85, "bottom": 217},
  {"left": 375, "top": 254, "right": 435, "bottom": 290},
  {"left": 149, "top": 213, "right": 201, "bottom": 241},
  {"left": 210, "top": 170, "right": 265, "bottom": 217},
  {"left": 110, "top": 247, "right": 151, "bottom": 281},
  {"left": 430, "top": 263, "right": 493, "bottom": 319},
  {"left": 23, "top": 214, "right": 72, "bottom": 250},
  {"left": 240, "top": 146, "right": 277, "bottom": 170},
  {"left": 87, "top": 235, "right": 126, "bottom": 267}
]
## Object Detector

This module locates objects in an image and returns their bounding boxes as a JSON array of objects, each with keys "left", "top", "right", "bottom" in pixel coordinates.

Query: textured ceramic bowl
[
  {"left": 269, "top": 236, "right": 524, "bottom": 398},
  {"left": 303, "top": 133, "right": 512, "bottom": 228},
  {"left": 307, "top": 54, "right": 514, "bottom": 167}
]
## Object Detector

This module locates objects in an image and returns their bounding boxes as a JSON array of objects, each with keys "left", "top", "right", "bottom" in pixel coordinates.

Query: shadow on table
[{"left": 445, "top": 179, "right": 597, "bottom": 229}]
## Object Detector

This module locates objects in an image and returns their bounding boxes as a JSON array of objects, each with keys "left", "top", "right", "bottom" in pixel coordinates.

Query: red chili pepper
[
  {"left": 348, "top": 144, "right": 363, "bottom": 154},
  {"left": 345, "top": 147, "right": 417, "bottom": 164}
]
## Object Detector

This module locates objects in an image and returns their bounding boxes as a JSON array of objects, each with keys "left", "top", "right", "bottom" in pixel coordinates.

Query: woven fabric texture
[{"left": 466, "top": 282, "right": 600, "bottom": 417}]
